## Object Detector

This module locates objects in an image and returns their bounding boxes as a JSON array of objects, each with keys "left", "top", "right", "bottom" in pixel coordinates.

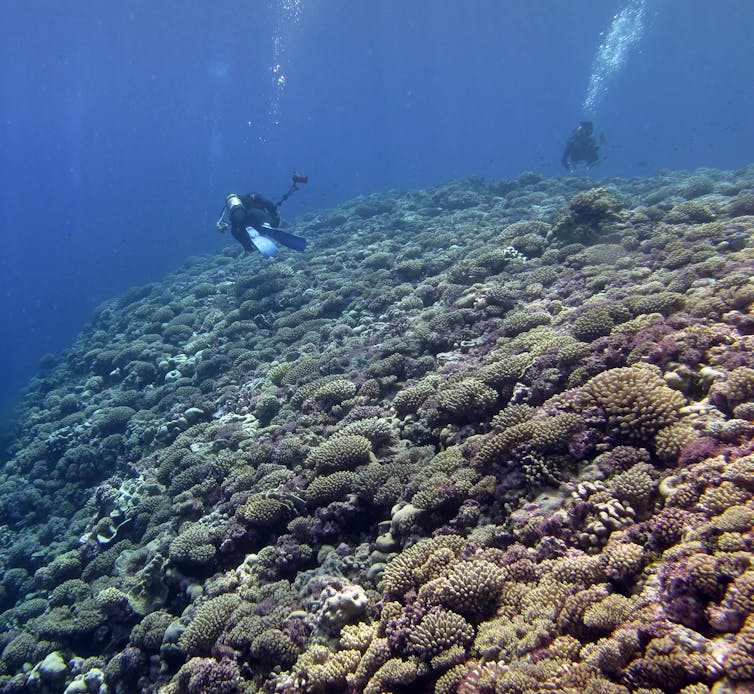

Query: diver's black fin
[{"left": 260, "top": 225, "right": 307, "bottom": 251}]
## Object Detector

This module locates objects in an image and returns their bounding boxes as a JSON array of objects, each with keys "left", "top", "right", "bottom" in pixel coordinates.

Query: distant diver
[
  {"left": 561, "top": 121, "right": 605, "bottom": 172},
  {"left": 216, "top": 172, "right": 309, "bottom": 256}
]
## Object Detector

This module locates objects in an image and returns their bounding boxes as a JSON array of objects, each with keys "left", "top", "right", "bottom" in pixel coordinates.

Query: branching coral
[
  {"left": 8, "top": 169, "right": 754, "bottom": 694},
  {"left": 474, "top": 412, "right": 585, "bottom": 470},
  {"left": 418, "top": 558, "right": 508, "bottom": 621},
  {"left": 306, "top": 434, "right": 373, "bottom": 473},
  {"left": 584, "top": 365, "right": 686, "bottom": 446},
  {"left": 381, "top": 535, "right": 466, "bottom": 599},
  {"left": 406, "top": 607, "right": 475, "bottom": 658},
  {"left": 178, "top": 594, "right": 240, "bottom": 656},
  {"left": 420, "top": 377, "right": 498, "bottom": 425},
  {"left": 168, "top": 523, "right": 218, "bottom": 568}
]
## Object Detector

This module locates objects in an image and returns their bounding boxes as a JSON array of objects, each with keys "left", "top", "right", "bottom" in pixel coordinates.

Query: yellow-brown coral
[
  {"left": 407, "top": 607, "right": 475, "bottom": 658},
  {"left": 306, "top": 434, "right": 373, "bottom": 473},
  {"left": 584, "top": 365, "right": 686, "bottom": 445}
]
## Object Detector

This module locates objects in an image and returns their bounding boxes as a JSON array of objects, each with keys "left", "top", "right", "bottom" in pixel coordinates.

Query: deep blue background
[{"left": 1, "top": 1, "right": 753, "bottom": 414}]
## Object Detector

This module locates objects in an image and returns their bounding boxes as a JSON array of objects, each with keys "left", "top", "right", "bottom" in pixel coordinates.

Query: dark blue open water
[{"left": 1, "top": 0, "right": 753, "bottom": 413}]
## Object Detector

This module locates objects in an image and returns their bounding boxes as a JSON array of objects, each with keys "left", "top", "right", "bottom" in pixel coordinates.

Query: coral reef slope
[{"left": 1, "top": 167, "right": 754, "bottom": 693}]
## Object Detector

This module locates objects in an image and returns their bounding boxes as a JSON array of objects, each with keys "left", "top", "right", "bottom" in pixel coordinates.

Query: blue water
[{"left": 1, "top": 0, "right": 753, "bottom": 413}]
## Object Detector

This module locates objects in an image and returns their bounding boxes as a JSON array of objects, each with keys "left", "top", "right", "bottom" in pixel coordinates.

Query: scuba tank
[{"left": 226, "top": 193, "right": 246, "bottom": 224}]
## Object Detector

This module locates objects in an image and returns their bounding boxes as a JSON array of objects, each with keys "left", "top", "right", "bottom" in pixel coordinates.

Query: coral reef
[{"left": 1, "top": 166, "right": 753, "bottom": 692}]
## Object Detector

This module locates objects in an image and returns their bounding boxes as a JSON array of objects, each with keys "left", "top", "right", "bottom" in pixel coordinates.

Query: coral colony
[{"left": 1, "top": 167, "right": 754, "bottom": 693}]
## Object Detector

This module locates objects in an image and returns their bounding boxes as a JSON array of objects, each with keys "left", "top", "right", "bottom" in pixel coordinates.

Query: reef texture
[{"left": 1, "top": 167, "right": 754, "bottom": 693}]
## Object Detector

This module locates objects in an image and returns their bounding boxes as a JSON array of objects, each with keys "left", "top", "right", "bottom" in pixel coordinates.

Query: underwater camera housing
[{"left": 276, "top": 173, "right": 309, "bottom": 210}]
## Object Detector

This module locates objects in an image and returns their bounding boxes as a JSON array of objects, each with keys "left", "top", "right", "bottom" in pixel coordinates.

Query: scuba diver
[
  {"left": 561, "top": 121, "right": 604, "bottom": 172},
  {"left": 216, "top": 173, "right": 309, "bottom": 257}
]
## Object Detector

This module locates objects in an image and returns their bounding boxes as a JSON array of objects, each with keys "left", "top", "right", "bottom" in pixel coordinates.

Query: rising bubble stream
[
  {"left": 583, "top": 0, "right": 647, "bottom": 117},
  {"left": 268, "top": 0, "right": 303, "bottom": 126}
]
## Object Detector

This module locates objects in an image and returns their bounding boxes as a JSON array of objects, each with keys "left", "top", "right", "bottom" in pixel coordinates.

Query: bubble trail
[
  {"left": 268, "top": 0, "right": 303, "bottom": 126},
  {"left": 583, "top": 0, "right": 647, "bottom": 117}
]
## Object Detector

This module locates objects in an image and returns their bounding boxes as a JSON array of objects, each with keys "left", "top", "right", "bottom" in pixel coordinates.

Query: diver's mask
[{"left": 226, "top": 194, "right": 246, "bottom": 224}]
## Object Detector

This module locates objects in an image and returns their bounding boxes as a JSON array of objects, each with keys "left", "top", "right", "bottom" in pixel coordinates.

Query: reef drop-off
[{"left": 1, "top": 167, "right": 754, "bottom": 693}]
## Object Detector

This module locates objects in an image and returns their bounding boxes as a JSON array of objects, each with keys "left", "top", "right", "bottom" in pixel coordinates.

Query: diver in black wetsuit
[
  {"left": 562, "top": 121, "right": 602, "bottom": 172},
  {"left": 223, "top": 193, "right": 281, "bottom": 253},
  {"left": 216, "top": 174, "right": 308, "bottom": 257}
]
